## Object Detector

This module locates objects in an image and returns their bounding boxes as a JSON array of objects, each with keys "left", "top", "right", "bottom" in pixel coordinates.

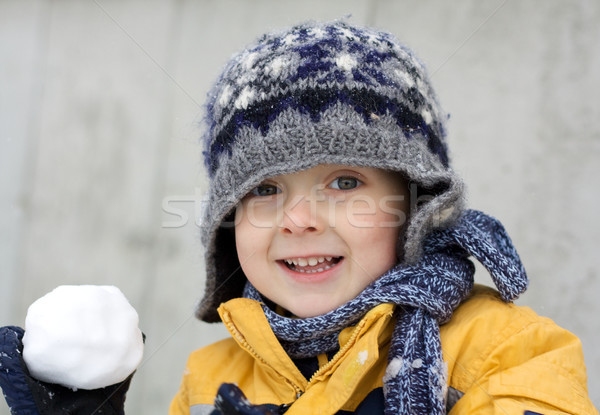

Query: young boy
[
  {"left": 0, "top": 19, "right": 596, "bottom": 415},
  {"left": 169, "top": 20, "right": 597, "bottom": 415}
]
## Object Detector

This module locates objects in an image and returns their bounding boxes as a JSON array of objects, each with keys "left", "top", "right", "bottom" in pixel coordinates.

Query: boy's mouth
[{"left": 280, "top": 256, "right": 342, "bottom": 273}]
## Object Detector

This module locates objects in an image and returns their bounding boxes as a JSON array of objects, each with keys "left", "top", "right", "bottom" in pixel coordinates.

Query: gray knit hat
[{"left": 197, "top": 20, "right": 465, "bottom": 322}]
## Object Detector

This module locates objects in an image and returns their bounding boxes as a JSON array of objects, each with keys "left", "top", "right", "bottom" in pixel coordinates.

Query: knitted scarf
[{"left": 243, "top": 209, "right": 528, "bottom": 414}]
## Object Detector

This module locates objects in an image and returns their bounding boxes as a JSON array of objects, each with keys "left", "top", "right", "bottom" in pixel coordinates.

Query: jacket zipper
[
  {"left": 306, "top": 318, "right": 368, "bottom": 386},
  {"left": 223, "top": 306, "right": 392, "bottom": 409},
  {"left": 222, "top": 315, "right": 305, "bottom": 398}
]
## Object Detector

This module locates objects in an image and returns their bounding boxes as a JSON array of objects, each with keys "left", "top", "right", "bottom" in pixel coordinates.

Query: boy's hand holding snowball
[{"left": 0, "top": 285, "right": 144, "bottom": 415}]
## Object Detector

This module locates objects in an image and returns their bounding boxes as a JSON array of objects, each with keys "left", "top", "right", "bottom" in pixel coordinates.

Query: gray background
[{"left": 1, "top": 0, "right": 598, "bottom": 413}]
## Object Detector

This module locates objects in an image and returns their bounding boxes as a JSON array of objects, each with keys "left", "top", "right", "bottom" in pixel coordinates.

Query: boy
[
  {"left": 169, "top": 20, "right": 597, "bottom": 415},
  {"left": 0, "top": 19, "right": 596, "bottom": 415}
]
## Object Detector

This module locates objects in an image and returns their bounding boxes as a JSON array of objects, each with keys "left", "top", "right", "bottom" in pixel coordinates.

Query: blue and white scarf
[{"left": 243, "top": 209, "right": 528, "bottom": 414}]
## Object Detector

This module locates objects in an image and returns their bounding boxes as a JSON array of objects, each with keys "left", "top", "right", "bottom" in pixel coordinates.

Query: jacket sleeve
[
  {"left": 169, "top": 370, "right": 191, "bottom": 415},
  {"left": 0, "top": 326, "right": 40, "bottom": 415},
  {"left": 445, "top": 288, "right": 598, "bottom": 414},
  {"left": 169, "top": 390, "right": 190, "bottom": 415}
]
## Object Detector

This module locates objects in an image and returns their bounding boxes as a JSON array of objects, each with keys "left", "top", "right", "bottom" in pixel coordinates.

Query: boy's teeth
[
  {"left": 282, "top": 256, "right": 341, "bottom": 273},
  {"left": 286, "top": 256, "right": 328, "bottom": 266}
]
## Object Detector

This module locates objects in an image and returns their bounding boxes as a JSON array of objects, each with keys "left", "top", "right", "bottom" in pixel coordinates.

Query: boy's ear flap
[
  {"left": 395, "top": 232, "right": 406, "bottom": 263},
  {"left": 202, "top": 216, "right": 247, "bottom": 320},
  {"left": 409, "top": 181, "right": 451, "bottom": 213}
]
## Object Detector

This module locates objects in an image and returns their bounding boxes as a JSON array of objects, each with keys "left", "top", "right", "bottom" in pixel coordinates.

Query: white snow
[
  {"left": 335, "top": 53, "right": 357, "bottom": 72},
  {"left": 421, "top": 109, "right": 433, "bottom": 125},
  {"left": 382, "top": 356, "right": 403, "bottom": 395},
  {"left": 267, "top": 56, "right": 286, "bottom": 77},
  {"left": 357, "top": 350, "right": 368, "bottom": 365},
  {"left": 22, "top": 285, "right": 144, "bottom": 390},
  {"left": 382, "top": 356, "right": 403, "bottom": 383}
]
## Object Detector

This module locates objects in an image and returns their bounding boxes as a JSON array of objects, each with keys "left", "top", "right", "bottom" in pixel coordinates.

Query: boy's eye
[
  {"left": 329, "top": 176, "right": 362, "bottom": 190},
  {"left": 251, "top": 183, "right": 280, "bottom": 197}
]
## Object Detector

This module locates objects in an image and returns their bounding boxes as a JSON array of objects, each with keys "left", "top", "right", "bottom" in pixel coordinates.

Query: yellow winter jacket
[{"left": 169, "top": 285, "right": 598, "bottom": 414}]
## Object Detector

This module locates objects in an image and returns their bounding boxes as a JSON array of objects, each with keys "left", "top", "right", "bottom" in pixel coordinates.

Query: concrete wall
[{"left": 1, "top": 1, "right": 598, "bottom": 413}]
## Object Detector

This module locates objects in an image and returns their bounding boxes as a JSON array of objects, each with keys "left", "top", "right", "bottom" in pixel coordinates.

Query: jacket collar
[{"left": 218, "top": 298, "right": 395, "bottom": 393}]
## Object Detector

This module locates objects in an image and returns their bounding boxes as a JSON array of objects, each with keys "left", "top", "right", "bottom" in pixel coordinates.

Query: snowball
[{"left": 22, "top": 285, "right": 144, "bottom": 390}]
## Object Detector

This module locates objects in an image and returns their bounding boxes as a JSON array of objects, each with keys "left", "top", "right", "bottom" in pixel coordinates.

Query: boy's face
[{"left": 235, "top": 164, "right": 408, "bottom": 318}]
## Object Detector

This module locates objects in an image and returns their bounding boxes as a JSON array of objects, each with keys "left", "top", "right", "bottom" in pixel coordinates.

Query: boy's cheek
[
  {"left": 236, "top": 199, "right": 281, "bottom": 229},
  {"left": 342, "top": 198, "right": 408, "bottom": 229},
  {"left": 379, "top": 197, "right": 409, "bottom": 228},
  {"left": 344, "top": 196, "right": 378, "bottom": 228}
]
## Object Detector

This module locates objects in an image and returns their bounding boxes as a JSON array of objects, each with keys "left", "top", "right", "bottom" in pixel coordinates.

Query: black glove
[
  {"left": 212, "top": 383, "right": 289, "bottom": 415},
  {"left": 0, "top": 326, "right": 134, "bottom": 415}
]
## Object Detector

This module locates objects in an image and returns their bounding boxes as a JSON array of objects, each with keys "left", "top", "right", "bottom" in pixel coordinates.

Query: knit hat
[{"left": 197, "top": 20, "right": 465, "bottom": 322}]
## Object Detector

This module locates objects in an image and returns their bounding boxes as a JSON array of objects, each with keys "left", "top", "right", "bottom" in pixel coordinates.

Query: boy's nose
[{"left": 279, "top": 194, "right": 324, "bottom": 235}]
